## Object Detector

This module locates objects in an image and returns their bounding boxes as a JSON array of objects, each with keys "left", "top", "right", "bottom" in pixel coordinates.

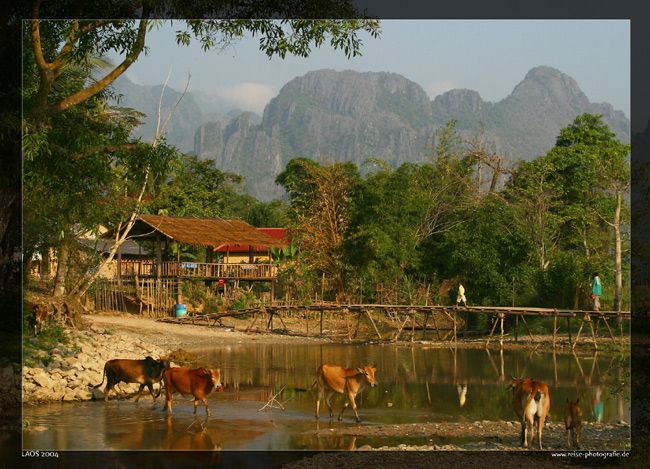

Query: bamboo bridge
[{"left": 158, "top": 303, "right": 630, "bottom": 350}]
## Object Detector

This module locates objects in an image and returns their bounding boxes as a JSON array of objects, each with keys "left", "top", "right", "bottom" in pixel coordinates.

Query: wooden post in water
[
  {"left": 567, "top": 316, "right": 572, "bottom": 347},
  {"left": 320, "top": 309, "right": 323, "bottom": 338},
  {"left": 553, "top": 310, "right": 558, "bottom": 349},
  {"left": 514, "top": 314, "right": 519, "bottom": 342},
  {"left": 499, "top": 346, "right": 505, "bottom": 381},
  {"left": 499, "top": 312, "right": 504, "bottom": 348}
]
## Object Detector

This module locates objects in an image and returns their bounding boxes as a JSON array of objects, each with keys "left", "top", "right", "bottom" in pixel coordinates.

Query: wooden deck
[{"left": 109, "top": 260, "right": 276, "bottom": 280}]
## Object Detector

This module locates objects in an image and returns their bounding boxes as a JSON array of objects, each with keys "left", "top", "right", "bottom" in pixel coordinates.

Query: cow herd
[
  {"left": 93, "top": 357, "right": 223, "bottom": 416},
  {"left": 508, "top": 376, "right": 584, "bottom": 450},
  {"left": 92, "top": 357, "right": 583, "bottom": 450}
]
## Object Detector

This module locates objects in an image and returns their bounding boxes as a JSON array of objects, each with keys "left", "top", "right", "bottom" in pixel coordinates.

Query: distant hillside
[
  {"left": 110, "top": 76, "right": 243, "bottom": 152},
  {"left": 194, "top": 67, "right": 629, "bottom": 200},
  {"left": 114, "top": 67, "right": 630, "bottom": 201}
]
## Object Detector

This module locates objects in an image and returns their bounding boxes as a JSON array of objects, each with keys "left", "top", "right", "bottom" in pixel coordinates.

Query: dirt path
[{"left": 85, "top": 312, "right": 328, "bottom": 348}]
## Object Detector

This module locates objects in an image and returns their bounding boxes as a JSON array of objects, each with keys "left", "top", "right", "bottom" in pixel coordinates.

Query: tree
[
  {"left": 276, "top": 159, "right": 360, "bottom": 300},
  {"left": 28, "top": 7, "right": 380, "bottom": 118},
  {"left": 23, "top": 50, "right": 178, "bottom": 301},
  {"left": 148, "top": 155, "right": 249, "bottom": 219},
  {"left": 346, "top": 163, "right": 436, "bottom": 287},
  {"left": 23, "top": 10, "right": 380, "bottom": 319},
  {"left": 418, "top": 121, "right": 478, "bottom": 243},
  {"left": 543, "top": 114, "right": 630, "bottom": 310},
  {"left": 505, "top": 158, "right": 564, "bottom": 271}
]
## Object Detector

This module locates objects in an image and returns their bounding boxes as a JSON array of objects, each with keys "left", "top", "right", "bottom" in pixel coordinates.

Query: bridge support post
[
  {"left": 499, "top": 312, "right": 504, "bottom": 348},
  {"left": 353, "top": 310, "right": 362, "bottom": 338},
  {"left": 366, "top": 310, "right": 383, "bottom": 340},
  {"left": 453, "top": 310, "right": 457, "bottom": 345},
  {"left": 344, "top": 307, "right": 351, "bottom": 342},
  {"left": 411, "top": 309, "right": 416, "bottom": 342},
  {"left": 514, "top": 314, "right": 519, "bottom": 342},
  {"left": 552, "top": 348, "right": 558, "bottom": 388},
  {"left": 422, "top": 311, "right": 429, "bottom": 340},
  {"left": 552, "top": 311, "right": 558, "bottom": 349},
  {"left": 485, "top": 314, "right": 499, "bottom": 348},
  {"left": 587, "top": 313, "right": 598, "bottom": 351}
]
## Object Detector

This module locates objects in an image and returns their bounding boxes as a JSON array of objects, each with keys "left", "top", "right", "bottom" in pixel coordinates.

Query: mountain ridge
[{"left": 113, "top": 66, "right": 629, "bottom": 201}]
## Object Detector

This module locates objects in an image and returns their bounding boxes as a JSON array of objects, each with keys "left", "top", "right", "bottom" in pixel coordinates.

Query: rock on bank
[{"left": 23, "top": 325, "right": 170, "bottom": 404}]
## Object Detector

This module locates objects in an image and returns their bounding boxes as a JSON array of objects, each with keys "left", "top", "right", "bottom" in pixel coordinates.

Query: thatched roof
[{"left": 131, "top": 215, "right": 286, "bottom": 249}]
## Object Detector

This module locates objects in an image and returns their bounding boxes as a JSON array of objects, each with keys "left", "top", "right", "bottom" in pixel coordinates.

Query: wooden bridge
[{"left": 158, "top": 303, "right": 630, "bottom": 350}]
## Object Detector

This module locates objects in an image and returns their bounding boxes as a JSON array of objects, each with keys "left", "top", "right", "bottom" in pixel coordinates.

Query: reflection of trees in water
[{"left": 190, "top": 344, "right": 628, "bottom": 422}]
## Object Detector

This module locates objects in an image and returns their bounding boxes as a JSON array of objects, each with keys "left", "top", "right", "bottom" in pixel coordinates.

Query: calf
[
  {"left": 314, "top": 364, "right": 378, "bottom": 423},
  {"left": 508, "top": 377, "right": 551, "bottom": 449},
  {"left": 163, "top": 367, "right": 222, "bottom": 416},
  {"left": 564, "top": 398, "right": 583, "bottom": 449},
  {"left": 30, "top": 303, "right": 50, "bottom": 336},
  {"left": 94, "top": 356, "right": 170, "bottom": 402}
]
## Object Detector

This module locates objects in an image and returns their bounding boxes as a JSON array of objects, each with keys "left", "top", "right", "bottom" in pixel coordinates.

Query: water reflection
[
  {"left": 593, "top": 386, "right": 604, "bottom": 423},
  {"left": 162, "top": 416, "right": 220, "bottom": 451},
  {"left": 23, "top": 344, "right": 630, "bottom": 450},
  {"left": 456, "top": 384, "right": 468, "bottom": 408}
]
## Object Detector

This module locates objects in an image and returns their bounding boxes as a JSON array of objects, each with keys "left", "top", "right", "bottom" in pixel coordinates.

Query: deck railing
[{"left": 108, "top": 260, "right": 276, "bottom": 279}]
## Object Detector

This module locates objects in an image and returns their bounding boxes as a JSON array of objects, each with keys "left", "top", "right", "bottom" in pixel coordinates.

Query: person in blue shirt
[{"left": 591, "top": 273, "right": 602, "bottom": 311}]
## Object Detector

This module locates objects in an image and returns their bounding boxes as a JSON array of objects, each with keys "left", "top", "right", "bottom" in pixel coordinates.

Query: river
[{"left": 23, "top": 344, "right": 629, "bottom": 450}]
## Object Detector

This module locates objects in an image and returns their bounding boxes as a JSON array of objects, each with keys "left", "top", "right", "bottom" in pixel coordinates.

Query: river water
[{"left": 23, "top": 344, "right": 629, "bottom": 450}]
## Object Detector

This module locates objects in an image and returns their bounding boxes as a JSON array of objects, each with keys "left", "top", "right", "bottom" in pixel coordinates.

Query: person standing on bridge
[
  {"left": 456, "top": 282, "right": 467, "bottom": 308},
  {"left": 591, "top": 273, "right": 602, "bottom": 311}
]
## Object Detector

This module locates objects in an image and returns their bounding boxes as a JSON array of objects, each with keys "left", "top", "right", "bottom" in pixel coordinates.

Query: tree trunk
[
  {"left": 614, "top": 190, "right": 622, "bottom": 311},
  {"left": 42, "top": 248, "right": 51, "bottom": 278},
  {"left": 52, "top": 240, "right": 70, "bottom": 298}
]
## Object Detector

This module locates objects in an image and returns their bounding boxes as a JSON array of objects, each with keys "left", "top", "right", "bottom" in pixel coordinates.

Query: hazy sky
[{"left": 114, "top": 20, "right": 630, "bottom": 117}]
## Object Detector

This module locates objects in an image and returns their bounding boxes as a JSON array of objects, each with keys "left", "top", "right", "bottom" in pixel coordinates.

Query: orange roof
[{"left": 215, "top": 228, "right": 288, "bottom": 253}]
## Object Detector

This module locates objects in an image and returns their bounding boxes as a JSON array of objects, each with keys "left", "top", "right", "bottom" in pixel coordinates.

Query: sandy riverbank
[
  {"left": 307, "top": 420, "right": 629, "bottom": 451},
  {"left": 85, "top": 312, "right": 628, "bottom": 353}
]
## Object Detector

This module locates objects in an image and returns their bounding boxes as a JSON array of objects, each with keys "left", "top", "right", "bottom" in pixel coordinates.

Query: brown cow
[
  {"left": 163, "top": 367, "right": 222, "bottom": 416},
  {"left": 565, "top": 398, "right": 583, "bottom": 449},
  {"left": 508, "top": 377, "right": 551, "bottom": 449},
  {"left": 94, "top": 356, "right": 170, "bottom": 402},
  {"left": 314, "top": 364, "right": 378, "bottom": 423}
]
